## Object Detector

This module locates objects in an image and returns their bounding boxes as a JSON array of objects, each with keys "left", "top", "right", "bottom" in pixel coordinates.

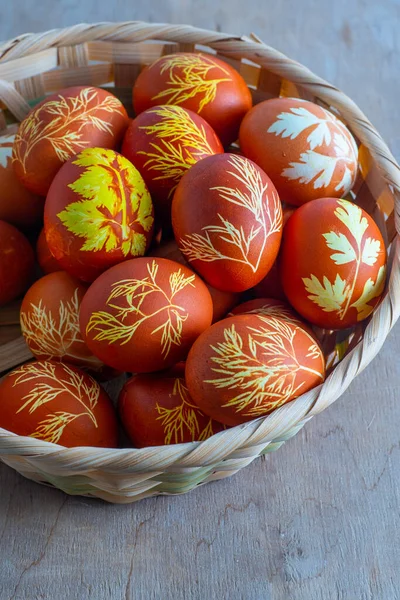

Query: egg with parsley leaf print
[
  {"left": 280, "top": 198, "right": 386, "bottom": 329},
  {"left": 44, "top": 147, "right": 154, "bottom": 282},
  {"left": 239, "top": 97, "right": 358, "bottom": 206}
]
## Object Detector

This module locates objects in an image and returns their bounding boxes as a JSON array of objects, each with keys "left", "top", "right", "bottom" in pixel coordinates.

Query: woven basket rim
[{"left": 0, "top": 21, "right": 399, "bottom": 476}]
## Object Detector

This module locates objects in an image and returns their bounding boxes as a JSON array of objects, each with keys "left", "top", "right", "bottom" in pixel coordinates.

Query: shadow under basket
[{"left": 0, "top": 22, "right": 400, "bottom": 504}]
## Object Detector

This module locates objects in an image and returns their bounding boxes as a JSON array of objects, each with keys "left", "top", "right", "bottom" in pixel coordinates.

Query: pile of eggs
[{"left": 0, "top": 52, "right": 387, "bottom": 449}]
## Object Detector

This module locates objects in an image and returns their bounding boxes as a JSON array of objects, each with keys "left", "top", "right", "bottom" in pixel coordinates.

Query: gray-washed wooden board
[{"left": 1, "top": 1, "right": 399, "bottom": 599}]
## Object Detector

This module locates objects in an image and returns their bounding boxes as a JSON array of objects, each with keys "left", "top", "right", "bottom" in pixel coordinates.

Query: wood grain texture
[{"left": 1, "top": 1, "right": 399, "bottom": 598}]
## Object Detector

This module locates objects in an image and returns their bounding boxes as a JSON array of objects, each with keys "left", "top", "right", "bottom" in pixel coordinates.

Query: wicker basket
[{"left": 0, "top": 22, "right": 399, "bottom": 504}]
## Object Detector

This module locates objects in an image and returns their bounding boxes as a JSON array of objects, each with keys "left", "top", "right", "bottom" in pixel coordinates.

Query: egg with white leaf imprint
[
  {"left": 239, "top": 97, "right": 358, "bottom": 206},
  {"left": 280, "top": 198, "right": 387, "bottom": 329}
]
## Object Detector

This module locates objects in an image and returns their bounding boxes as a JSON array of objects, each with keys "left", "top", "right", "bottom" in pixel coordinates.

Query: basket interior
[{"left": 0, "top": 32, "right": 397, "bottom": 502}]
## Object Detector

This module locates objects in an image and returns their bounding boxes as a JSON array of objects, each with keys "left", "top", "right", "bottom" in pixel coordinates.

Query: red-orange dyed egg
[
  {"left": 281, "top": 198, "right": 387, "bottom": 329},
  {"left": 186, "top": 314, "right": 325, "bottom": 426},
  {"left": 119, "top": 373, "right": 225, "bottom": 447},
  {"left": 44, "top": 147, "right": 154, "bottom": 282},
  {"left": 172, "top": 153, "right": 282, "bottom": 292},
  {"left": 133, "top": 53, "right": 252, "bottom": 145},
  {"left": 0, "top": 221, "right": 35, "bottom": 307},
  {"left": 36, "top": 228, "right": 61, "bottom": 274},
  {"left": 0, "top": 132, "right": 44, "bottom": 230},
  {"left": 20, "top": 271, "right": 103, "bottom": 371},
  {"left": 0, "top": 360, "right": 118, "bottom": 447},
  {"left": 12, "top": 86, "right": 129, "bottom": 196},
  {"left": 239, "top": 98, "right": 358, "bottom": 206},
  {"left": 121, "top": 105, "right": 223, "bottom": 220},
  {"left": 150, "top": 238, "right": 240, "bottom": 322},
  {"left": 80, "top": 257, "right": 213, "bottom": 373}
]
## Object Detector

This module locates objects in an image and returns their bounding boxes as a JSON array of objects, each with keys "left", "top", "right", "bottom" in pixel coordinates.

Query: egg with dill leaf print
[
  {"left": 12, "top": 86, "right": 129, "bottom": 196},
  {"left": 172, "top": 153, "right": 283, "bottom": 293},
  {"left": 239, "top": 97, "right": 358, "bottom": 206},
  {"left": 121, "top": 105, "right": 223, "bottom": 222},
  {"left": 280, "top": 198, "right": 387, "bottom": 329},
  {"left": 44, "top": 147, "right": 154, "bottom": 282},
  {"left": 185, "top": 314, "right": 325, "bottom": 426},
  {"left": 119, "top": 372, "right": 225, "bottom": 447},
  {"left": 79, "top": 257, "right": 213, "bottom": 373},
  {"left": 0, "top": 360, "right": 118, "bottom": 447},
  {"left": 20, "top": 271, "right": 103, "bottom": 371},
  {"left": 133, "top": 52, "right": 252, "bottom": 145}
]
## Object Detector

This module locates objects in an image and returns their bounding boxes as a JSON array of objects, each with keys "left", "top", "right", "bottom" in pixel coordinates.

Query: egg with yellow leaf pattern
[
  {"left": 20, "top": 271, "right": 103, "bottom": 371},
  {"left": 12, "top": 86, "right": 129, "bottom": 196},
  {"left": 133, "top": 52, "right": 252, "bottom": 145},
  {"left": 0, "top": 360, "right": 118, "bottom": 447},
  {"left": 121, "top": 104, "right": 223, "bottom": 222},
  {"left": 79, "top": 257, "right": 213, "bottom": 373},
  {"left": 281, "top": 198, "right": 387, "bottom": 329},
  {"left": 185, "top": 313, "right": 325, "bottom": 426},
  {"left": 44, "top": 147, "right": 154, "bottom": 282},
  {"left": 119, "top": 371, "right": 225, "bottom": 447}
]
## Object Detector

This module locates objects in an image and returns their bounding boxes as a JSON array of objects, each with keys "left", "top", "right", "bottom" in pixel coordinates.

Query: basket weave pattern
[{"left": 0, "top": 22, "right": 399, "bottom": 503}]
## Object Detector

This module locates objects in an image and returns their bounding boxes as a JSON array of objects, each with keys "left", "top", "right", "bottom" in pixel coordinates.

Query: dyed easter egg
[
  {"left": 281, "top": 198, "right": 387, "bottom": 329},
  {"left": 0, "top": 360, "right": 118, "bottom": 447},
  {"left": 186, "top": 314, "right": 325, "bottom": 426},
  {"left": 36, "top": 228, "right": 61, "bottom": 274},
  {"left": 0, "top": 221, "right": 35, "bottom": 306},
  {"left": 172, "top": 153, "right": 282, "bottom": 292},
  {"left": 119, "top": 373, "right": 225, "bottom": 447},
  {"left": 44, "top": 147, "right": 154, "bottom": 282},
  {"left": 0, "top": 132, "right": 44, "bottom": 230},
  {"left": 121, "top": 105, "right": 223, "bottom": 220},
  {"left": 13, "top": 86, "right": 129, "bottom": 196},
  {"left": 133, "top": 53, "right": 252, "bottom": 145},
  {"left": 150, "top": 239, "right": 240, "bottom": 322},
  {"left": 20, "top": 271, "right": 103, "bottom": 371},
  {"left": 239, "top": 98, "right": 358, "bottom": 206},
  {"left": 80, "top": 257, "right": 213, "bottom": 373}
]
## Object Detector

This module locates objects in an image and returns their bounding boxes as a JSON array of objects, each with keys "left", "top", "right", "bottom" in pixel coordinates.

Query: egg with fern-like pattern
[
  {"left": 280, "top": 197, "right": 387, "bottom": 329},
  {"left": 0, "top": 360, "right": 118, "bottom": 447},
  {"left": 44, "top": 147, "right": 154, "bottom": 282},
  {"left": 121, "top": 105, "right": 223, "bottom": 223},
  {"left": 185, "top": 313, "right": 325, "bottom": 426},
  {"left": 172, "top": 153, "right": 283, "bottom": 293},
  {"left": 239, "top": 97, "right": 358, "bottom": 206},
  {"left": 20, "top": 271, "right": 103, "bottom": 371},
  {"left": 12, "top": 86, "right": 129, "bottom": 196},
  {"left": 79, "top": 257, "right": 213, "bottom": 373},
  {"left": 133, "top": 52, "right": 252, "bottom": 145},
  {"left": 119, "top": 371, "right": 225, "bottom": 447}
]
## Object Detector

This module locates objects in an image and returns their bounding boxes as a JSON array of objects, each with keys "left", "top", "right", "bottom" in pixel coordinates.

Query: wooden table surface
[{"left": 1, "top": 2, "right": 399, "bottom": 599}]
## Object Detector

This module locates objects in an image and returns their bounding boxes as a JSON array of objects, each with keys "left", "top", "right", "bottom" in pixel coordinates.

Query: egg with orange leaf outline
[{"left": 44, "top": 147, "right": 154, "bottom": 282}]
